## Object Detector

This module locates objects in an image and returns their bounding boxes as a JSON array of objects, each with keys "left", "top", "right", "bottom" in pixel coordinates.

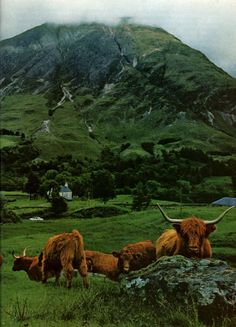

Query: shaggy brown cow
[
  {"left": 12, "top": 248, "right": 43, "bottom": 281},
  {"left": 41, "top": 229, "right": 88, "bottom": 289},
  {"left": 85, "top": 250, "right": 119, "bottom": 281},
  {"left": 0, "top": 254, "right": 3, "bottom": 268},
  {"left": 112, "top": 240, "right": 156, "bottom": 273},
  {"left": 156, "top": 203, "right": 234, "bottom": 259}
]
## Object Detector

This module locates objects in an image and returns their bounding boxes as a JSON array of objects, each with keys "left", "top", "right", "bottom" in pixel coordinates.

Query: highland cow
[
  {"left": 41, "top": 230, "right": 88, "bottom": 289},
  {"left": 155, "top": 203, "right": 234, "bottom": 259},
  {"left": 85, "top": 250, "right": 119, "bottom": 281},
  {"left": 112, "top": 240, "right": 156, "bottom": 273}
]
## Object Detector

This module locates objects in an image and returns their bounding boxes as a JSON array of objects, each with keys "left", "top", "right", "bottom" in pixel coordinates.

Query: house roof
[
  {"left": 60, "top": 185, "right": 72, "bottom": 193},
  {"left": 212, "top": 197, "right": 236, "bottom": 206}
]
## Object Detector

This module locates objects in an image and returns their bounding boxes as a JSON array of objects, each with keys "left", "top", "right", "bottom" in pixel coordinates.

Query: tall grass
[{"left": 2, "top": 278, "right": 221, "bottom": 327}]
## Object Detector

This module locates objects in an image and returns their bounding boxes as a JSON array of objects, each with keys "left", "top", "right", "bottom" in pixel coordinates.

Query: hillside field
[
  {"left": 1, "top": 196, "right": 236, "bottom": 327},
  {"left": 1, "top": 94, "right": 236, "bottom": 161}
]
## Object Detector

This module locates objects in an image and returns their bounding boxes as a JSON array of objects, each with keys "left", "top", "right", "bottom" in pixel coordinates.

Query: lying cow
[
  {"left": 41, "top": 229, "right": 88, "bottom": 289},
  {"left": 155, "top": 203, "right": 234, "bottom": 258},
  {"left": 12, "top": 248, "right": 44, "bottom": 281},
  {"left": 85, "top": 250, "right": 119, "bottom": 281},
  {"left": 112, "top": 240, "right": 156, "bottom": 274}
]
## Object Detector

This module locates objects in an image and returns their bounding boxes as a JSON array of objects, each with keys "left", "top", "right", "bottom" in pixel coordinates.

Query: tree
[
  {"left": 132, "top": 182, "right": 151, "bottom": 211},
  {"left": 39, "top": 179, "right": 59, "bottom": 200},
  {"left": 71, "top": 173, "right": 92, "bottom": 198},
  {"left": 232, "top": 175, "right": 236, "bottom": 197},
  {"left": 229, "top": 159, "right": 236, "bottom": 196},
  {"left": 24, "top": 172, "right": 40, "bottom": 199},
  {"left": 92, "top": 170, "right": 115, "bottom": 202},
  {"left": 44, "top": 169, "right": 58, "bottom": 180},
  {"left": 100, "top": 146, "right": 118, "bottom": 171},
  {"left": 177, "top": 179, "right": 192, "bottom": 202},
  {"left": 51, "top": 195, "right": 68, "bottom": 216},
  {"left": 146, "top": 180, "right": 161, "bottom": 199},
  {"left": 55, "top": 171, "right": 72, "bottom": 186}
]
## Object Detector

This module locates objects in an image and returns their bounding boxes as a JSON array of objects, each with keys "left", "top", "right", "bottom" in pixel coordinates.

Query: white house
[{"left": 59, "top": 182, "right": 73, "bottom": 201}]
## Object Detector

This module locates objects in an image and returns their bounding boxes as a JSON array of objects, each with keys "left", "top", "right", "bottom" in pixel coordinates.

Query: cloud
[{"left": 1, "top": 0, "right": 236, "bottom": 77}]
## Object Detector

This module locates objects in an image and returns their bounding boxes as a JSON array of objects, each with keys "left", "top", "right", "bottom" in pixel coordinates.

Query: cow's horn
[
  {"left": 204, "top": 206, "right": 235, "bottom": 225},
  {"left": 22, "top": 247, "right": 29, "bottom": 257},
  {"left": 156, "top": 203, "right": 183, "bottom": 224},
  {"left": 12, "top": 250, "right": 19, "bottom": 259}
]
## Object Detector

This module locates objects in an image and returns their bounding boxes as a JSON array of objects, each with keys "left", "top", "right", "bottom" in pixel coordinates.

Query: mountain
[{"left": 1, "top": 22, "right": 236, "bottom": 161}]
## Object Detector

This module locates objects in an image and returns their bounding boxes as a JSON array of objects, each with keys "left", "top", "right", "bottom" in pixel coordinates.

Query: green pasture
[
  {"left": 1, "top": 95, "right": 101, "bottom": 160},
  {"left": 0, "top": 135, "right": 21, "bottom": 148},
  {"left": 1, "top": 198, "right": 236, "bottom": 326},
  {"left": 3, "top": 193, "right": 132, "bottom": 216},
  {"left": 2, "top": 94, "right": 236, "bottom": 162},
  {"left": 1, "top": 95, "right": 48, "bottom": 134}
]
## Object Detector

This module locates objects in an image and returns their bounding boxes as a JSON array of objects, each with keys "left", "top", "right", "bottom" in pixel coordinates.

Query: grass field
[
  {"left": 1, "top": 195, "right": 236, "bottom": 326},
  {"left": 2, "top": 94, "right": 236, "bottom": 162},
  {"left": 0, "top": 135, "right": 21, "bottom": 148}
]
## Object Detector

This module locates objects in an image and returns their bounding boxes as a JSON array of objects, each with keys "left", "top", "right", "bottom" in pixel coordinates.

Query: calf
[
  {"left": 41, "top": 229, "right": 88, "bottom": 289},
  {"left": 85, "top": 250, "right": 119, "bottom": 281},
  {"left": 112, "top": 240, "right": 156, "bottom": 274}
]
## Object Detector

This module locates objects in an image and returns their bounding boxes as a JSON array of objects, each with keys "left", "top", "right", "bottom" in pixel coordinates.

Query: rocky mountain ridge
[{"left": 1, "top": 22, "right": 236, "bottom": 159}]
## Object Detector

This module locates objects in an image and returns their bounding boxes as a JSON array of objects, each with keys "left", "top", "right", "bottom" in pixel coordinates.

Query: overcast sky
[{"left": 1, "top": 0, "right": 236, "bottom": 77}]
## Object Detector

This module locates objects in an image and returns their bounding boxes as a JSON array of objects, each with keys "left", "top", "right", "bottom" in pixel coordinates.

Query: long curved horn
[
  {"left": 12, "top": 250, "right": 19, "bottom": 259},
  {"left": 204, "top": 206, "right": 235, "bottom": 225},
  {"left": 156, "top": 203, "right": 183, "bottom": 224},
  {"left": 22, "top": 247, "right": 29, "bottom": 257}
]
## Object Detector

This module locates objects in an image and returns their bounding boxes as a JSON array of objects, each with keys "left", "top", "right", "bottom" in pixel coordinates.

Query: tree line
[{"left": 1, "top": 141, "right": 236, "bottom": 207}]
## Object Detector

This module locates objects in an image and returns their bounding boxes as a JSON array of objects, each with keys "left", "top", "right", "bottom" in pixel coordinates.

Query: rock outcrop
[{"left": 120, "top": 256, "right": 236, "bottom": 318}]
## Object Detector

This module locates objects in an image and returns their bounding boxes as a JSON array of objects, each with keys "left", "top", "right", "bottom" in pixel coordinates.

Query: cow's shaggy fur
[
  {"left": 112, "top": 240, "right": 156, "bottom": 273},
  {"left": 12, "top": 255, "right": 44, "bottom": 281},
  {"left": 85, "top": 250, "right": 119, "bottom": 281},
  {"left": 156, "top": 217, "right": 215, "bottom": 259},
  {"left": 41, "top": 229, "right": 88, "bottom": 289}
]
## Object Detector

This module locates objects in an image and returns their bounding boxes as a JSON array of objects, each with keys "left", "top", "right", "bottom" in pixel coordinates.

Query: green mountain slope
[{"left": 0, "top": 22, "right": 236, "bottom": 161}]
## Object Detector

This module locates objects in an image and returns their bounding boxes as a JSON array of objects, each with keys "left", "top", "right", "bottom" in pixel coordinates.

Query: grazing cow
[
  {"left": 156, "top": 203, "right": 234, "bottom": 259},
  {"left": 112, "top": 240, "right": 156, "bottom": 274},
  {"left": 0, "top": 254, "right": 3, "bottom": 268},
  {"left": 12, "top": 248, "right": 43, "bottom": 281},
  {"left": 41, "top": 229, "right": 88, "bottom": 289},
  {"left": 85, "top": 250, "right": 119, "bottom": 281}
]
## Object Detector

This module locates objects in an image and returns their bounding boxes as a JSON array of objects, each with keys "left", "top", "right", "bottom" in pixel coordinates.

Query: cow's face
[
  {"left": 174, "top": 218, "right": 216, "bottom": 257},
  {"left": 12, "top": 249, "right": 35, "bottom": 271},
  {"left": 112, "top": 251, "right": 141, "bottom": 273},
  {"left": 12, "top": 257, "right": 27, "bottom": 271}
]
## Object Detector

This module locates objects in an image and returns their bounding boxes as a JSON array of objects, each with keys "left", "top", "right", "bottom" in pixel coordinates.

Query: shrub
[
  {"left": 50, "top": 195, "right": 68, "bottom": 216},
  {"left": 141, "top": 142, "right": 155, "bottom": 155},
  {"left": 92, "top": 169, "right": 116, "bottom": 203},
  {"left": 132, "top": 182, "right": 151, "bottom": 211},
  {"left": 73, "top": 205, "right": 129, "bottom": 218},
  {"left": 0, "top": 198, "right": 21, "bottom": 223}
]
